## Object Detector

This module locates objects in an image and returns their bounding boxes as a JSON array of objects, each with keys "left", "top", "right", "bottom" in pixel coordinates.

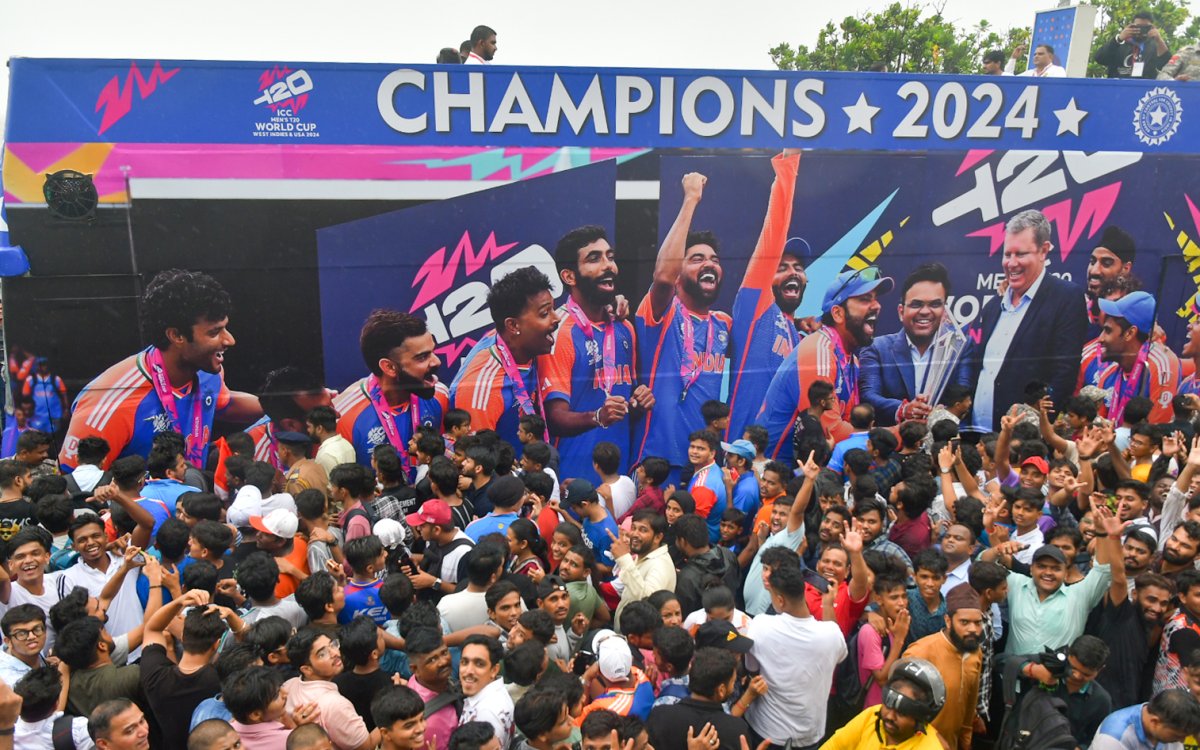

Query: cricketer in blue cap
[
  {"left": 1095, "top": 290, "right": 1181, "bottom": 424},
  {"left": 754, "top": 265, "right": 894, "bottom": 465}
]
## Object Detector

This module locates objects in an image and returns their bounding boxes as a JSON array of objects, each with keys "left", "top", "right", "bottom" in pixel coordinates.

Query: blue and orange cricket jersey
[
  {"left": 634, "top": 295, "right": 731, "bottom": 469},
  {"left": 59, "top": 347, "right": 232, "bottom": 470},
  {"left": 450, "top": 344, "right": 543, "bottom": 449},
  {"left": 245, "top": 418, "right": 280, "bottom": 468},
  {"left": 1094, "top": 343, "right": 1180, "bottom": 423},
  {"left": 1077, "top": 337, "right": 1105, "bottom": 393},
  {"left": 333, "top": 377, "right": 448, "bottom": 467},
  {"left": 538, "top": 309, "right": 638, "bottom": 483},
  {"left": 728, "top": 152, "right": 801, "bottom": 440},
  {"left": 687, "top": 463, "right": 728, "bottom": 544},
  {"left": 758, "top": 327, "right": 859, "bottom": 466}
]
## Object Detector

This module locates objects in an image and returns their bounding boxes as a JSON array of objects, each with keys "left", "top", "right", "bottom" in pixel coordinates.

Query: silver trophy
[{"left": 918, "top": 307, "right": 970, "bottom": 406}]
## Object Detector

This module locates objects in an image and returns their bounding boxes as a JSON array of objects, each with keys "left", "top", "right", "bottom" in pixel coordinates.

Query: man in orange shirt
[{"left": 251, "top": 508, "right": 310, "bottom": 599}]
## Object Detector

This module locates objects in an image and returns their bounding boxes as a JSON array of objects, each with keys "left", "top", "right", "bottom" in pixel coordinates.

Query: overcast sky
[{"left": 0, "top": 0, "right": 1049, "bottom": 137}]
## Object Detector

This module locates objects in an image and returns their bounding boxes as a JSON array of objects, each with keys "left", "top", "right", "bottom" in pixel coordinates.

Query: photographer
[
  {"left": 1003, "top": 636, "right": 1113, "bottom": 748},
  {"left": 1095, "top": 11, "right": 1172, "bottom": 78}
]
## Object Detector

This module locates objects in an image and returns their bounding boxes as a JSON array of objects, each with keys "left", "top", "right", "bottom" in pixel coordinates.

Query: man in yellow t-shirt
[{"left": 822, "top": 659, "right": 945, "bottom": 750}]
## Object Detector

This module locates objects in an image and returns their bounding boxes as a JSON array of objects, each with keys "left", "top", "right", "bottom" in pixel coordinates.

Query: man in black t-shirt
[
  {"left": 0, "top": 459, "right": 34, "bottom": 541},
  {"left": 332, "top": 615, "right": 396, "bottom": 731},
  {"left": 1087, "top": 570, "right": 1175, "bottom": 708},
  {"left": 793, "top": 381, "right": 835, "bottom": 467},
  {"left": 141, "top": 588, "right": 245, "bottom": 749}
]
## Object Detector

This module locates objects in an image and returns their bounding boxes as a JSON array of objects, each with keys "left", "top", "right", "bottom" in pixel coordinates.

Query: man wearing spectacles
[
  {"left": 860, "top": 263, "right": 973, "bottom": 426},
  {"left": 284, "top": 627, "right": 380, "bottom": 750},
  {"left": 758, "top": 265, "right": 894, "bottom": 459},
  {"left": 972, "top": 209, "right": 1088, "bottom": 431},
  {"left": 0, "top": 605, "right": 47, "bottom": 686}
]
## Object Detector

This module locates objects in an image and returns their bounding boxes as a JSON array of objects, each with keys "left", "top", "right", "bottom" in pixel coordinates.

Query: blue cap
[
  {"left": 1098, "top": 291, "right": 1156, "bottom": 334},
  {"left": 821, "top": 267, "right": 894, "bottom": 313},
  {"left": 720, "top": 439, "right": 756, "bottom": 460},
  {"left": 783, "top": 237, "right": 812, "bottom": 259}
]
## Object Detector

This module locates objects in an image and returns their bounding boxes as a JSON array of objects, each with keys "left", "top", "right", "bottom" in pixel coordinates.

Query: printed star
[
  {"left": 1053, "top": 98, "right": 1088, "bottom": 136},
  {"left": 1150, "top": 105, "right": 1168, "bottom": 127},
  {"left": 843, "top": 93, "right": 881, "bottom": 134}
]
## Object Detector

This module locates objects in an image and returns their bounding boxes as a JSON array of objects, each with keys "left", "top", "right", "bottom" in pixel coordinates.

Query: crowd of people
[{"left": 1, "top": 143, "right": 1200, "bottom": 750}]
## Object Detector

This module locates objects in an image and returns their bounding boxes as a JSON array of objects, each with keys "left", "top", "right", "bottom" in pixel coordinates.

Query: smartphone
[
  {"left": 950, "top": 438, "right": 961, "bottom": 452},
  {"left": 396, "top": 546, "right": 416, "bottom": 575},
  {"left": 572, "top": 650, "right": 596, "bottom": 676}
]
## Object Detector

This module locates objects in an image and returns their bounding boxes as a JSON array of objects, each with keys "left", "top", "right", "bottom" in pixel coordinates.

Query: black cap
[
  {"left": 563, "top": 479, "right": 598, "bottom": 507},
  {"left": 1031, "top": 544, "right": 1067, "bottom": 565},
  {"left": 487, "top": 475, "right": 525, "bottom": 510},
  {"left": 694, "top": 620, "right": 754, "bottom": 653},
  {"left": 536, "top": 574, "right": 568, "bottom": 600}
]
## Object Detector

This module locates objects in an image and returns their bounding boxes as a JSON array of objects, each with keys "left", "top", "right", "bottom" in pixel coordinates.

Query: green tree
[{"left": 769, "top": 2, "right": 1029, "bottom": 74}]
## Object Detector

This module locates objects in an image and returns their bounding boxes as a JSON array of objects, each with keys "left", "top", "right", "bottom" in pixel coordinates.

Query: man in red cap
[{"left": 405, "top": 499, "right": 474, "bottom": 600}]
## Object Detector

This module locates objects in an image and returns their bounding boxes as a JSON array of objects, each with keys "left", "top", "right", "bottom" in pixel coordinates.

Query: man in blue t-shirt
[
  {"left": 561, "top": 479, "right": 618, "bottom": 579},
  {"left": 464, "top": 475, "right": 525, "bottom": 543}
]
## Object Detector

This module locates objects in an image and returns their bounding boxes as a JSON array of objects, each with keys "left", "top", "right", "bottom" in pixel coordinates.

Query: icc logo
[
  {"left": 1133, "top": 87, "right": 1182, "bottom": 146},
  {"left": 367, "top": 426, "right": 386, "bottom": 447}
]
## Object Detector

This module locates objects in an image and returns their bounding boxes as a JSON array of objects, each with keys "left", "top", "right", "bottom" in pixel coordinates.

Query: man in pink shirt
[
  {"left": 405, "top": 627, "right": 459, "bottom": 750},
  {"left": 283, "top": 628, "right": 379, "bottom": 750}
]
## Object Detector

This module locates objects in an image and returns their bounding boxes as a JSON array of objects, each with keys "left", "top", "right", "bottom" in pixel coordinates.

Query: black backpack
[
  {"left": 827, "top": 622, "right": 871, "bottom": 728},
  {"left": 998, "top": 660, "right": 1079, "bottom": 750}
]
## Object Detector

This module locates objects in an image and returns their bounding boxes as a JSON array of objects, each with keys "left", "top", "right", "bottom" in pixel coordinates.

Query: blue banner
[
  {"left": 5, "top": 57, "right": 1198, "bottom": 153},
  {"left": 315, "top": 160, "right": 616, "bottom": 390}
]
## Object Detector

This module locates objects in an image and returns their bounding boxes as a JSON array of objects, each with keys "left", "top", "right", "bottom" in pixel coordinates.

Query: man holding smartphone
[{"left": 1095, "top": 11, "right": 1172, "bottom": 78}]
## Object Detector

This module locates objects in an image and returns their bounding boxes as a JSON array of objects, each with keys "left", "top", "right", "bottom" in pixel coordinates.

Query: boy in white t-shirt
[{"left": 1009, "top": 490, "right": 1046, "bottom": 565}]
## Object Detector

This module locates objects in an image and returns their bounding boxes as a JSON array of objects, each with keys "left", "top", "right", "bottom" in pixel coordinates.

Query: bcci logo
[
  {"left": 367, "top": 426, "right": 386, "bottom": 447},
  {"left": 1133, "top": 87, "right": 1182, "bottom": 146}
]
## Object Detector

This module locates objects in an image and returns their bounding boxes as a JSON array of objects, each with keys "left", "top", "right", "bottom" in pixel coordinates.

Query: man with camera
[{"left": 1095, "top": 12, "right": 1172, "bottom": 79}]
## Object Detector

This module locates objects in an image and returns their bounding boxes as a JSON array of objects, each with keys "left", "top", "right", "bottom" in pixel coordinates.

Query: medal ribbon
[{"left": 144, "top": 348, "right": 206, "bottom": 468}]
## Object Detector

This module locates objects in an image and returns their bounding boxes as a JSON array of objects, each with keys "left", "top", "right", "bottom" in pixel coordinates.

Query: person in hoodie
[{"left": 673, "top": 514, "right": 740, "bottom": 619}]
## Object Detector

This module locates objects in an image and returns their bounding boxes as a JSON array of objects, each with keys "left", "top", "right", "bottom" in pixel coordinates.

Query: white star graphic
[
  {"left": 1149, "top": 105, "right": 1168, "bottom": 127},
  {"left": 843, "top": 93, "right": 881, "bottom": 134},
  {"left": 1053, "top": 98, "right": 1089, "bottom": 136}
]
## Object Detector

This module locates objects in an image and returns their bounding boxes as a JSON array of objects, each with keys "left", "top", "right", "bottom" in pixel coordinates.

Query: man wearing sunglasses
[
  {"left": 860, "top": 263, "right": 973, "bottom": 427},
  {"left": 757, "top": 265, "right": 893, "bottom": 460}
]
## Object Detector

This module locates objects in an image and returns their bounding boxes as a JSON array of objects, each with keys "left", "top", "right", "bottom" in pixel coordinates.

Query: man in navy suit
[
  {"left": 971, "top": 209, "right": 1088, "bottom": 431},
  {"left": 860, "top": 263, "right": 973, "bottom": 427}
]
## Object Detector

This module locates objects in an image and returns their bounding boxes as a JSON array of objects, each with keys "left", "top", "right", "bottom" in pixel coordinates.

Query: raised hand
[
  {"left": 682, "top": 172, "right": 707, "bottom": 202},
  {"left": 1000, "top": 414, "right": 1018, "bottom": 432},
  {"left": 889, "top": 608, "right": 911, "bottom": 642},
  {"left": 937, "top": 443, "right": 955, "bottom": 472},
  {"left": 842, "top": 518, "right": 864, "bottom": 554},
  {"left": 607, "top": 528, "right": 630, "bottom": 560},
  {"left": 1092, "top": 503, "right": 1126, "bottom": 538},
  {"left": 800, "top": 450, "right": 820, "bottom": 481}
]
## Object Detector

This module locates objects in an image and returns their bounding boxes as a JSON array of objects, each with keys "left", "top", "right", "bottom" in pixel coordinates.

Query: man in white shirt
[
  {"left": 611, "top": 511, "right": 676, "bottom": 623},
  {"left": 0, "top": 605, "right": 48, "bottom": 686},
  {"left": 745, "top": 564, "right": 847, "bottom": 749},
  {"left": 437, "top": 544, "right": 503, "bottom": 632},
  {"left": 459, "top": 635, "right": 514, "bottom": 747},
  {"left": 307, "top": 405, "right": 356, "bottom": 475},
  {"left": 464, "top": 25, "right": 497, "bottom": 65},
  {"left": 1004, "top": 43, "right": 1068, "bottom": 77}
]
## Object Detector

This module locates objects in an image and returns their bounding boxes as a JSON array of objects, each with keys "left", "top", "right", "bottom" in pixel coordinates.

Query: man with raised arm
[{"left": 633, "top": 173, "right": 733, "bottom": 482}]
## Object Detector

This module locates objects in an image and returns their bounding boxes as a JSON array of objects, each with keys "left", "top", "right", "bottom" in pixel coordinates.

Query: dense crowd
[{"left": 4, "top": 150, "right": 1200, "bottom": 750}]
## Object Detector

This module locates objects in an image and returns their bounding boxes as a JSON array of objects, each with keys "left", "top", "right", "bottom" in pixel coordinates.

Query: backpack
[
  {"left": 341, "top": 501, "right": 379, "bottom": 535},
  {"left": 997, "top": 660, "right": 1079, "bottom": 750},
  {"left": 827, "top": 622, "right": 871, "bottom": 727},
  {"left": 52, "top": 713, "right": 76, "bottom": 750}
]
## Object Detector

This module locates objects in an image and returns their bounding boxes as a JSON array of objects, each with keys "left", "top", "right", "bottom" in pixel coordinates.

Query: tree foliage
[{"left": 770, "top": 0, "right": 1199, "bottom": 76}]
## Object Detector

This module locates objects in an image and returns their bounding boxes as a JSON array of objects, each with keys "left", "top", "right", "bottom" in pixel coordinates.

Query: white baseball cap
[
  {"left": 249, "top": 508, "right": 299, "bottom": 538},
  {"left": 594, "top": 629, "right": 632, "bottom": 682}
]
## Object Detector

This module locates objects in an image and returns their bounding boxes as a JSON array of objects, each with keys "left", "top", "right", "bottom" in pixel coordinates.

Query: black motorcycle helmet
[{"left": 881, "top": 658, "right": 947, "bottom": 725}]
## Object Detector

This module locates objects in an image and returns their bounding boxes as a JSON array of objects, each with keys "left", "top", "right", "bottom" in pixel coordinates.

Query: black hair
[
  {"left": 768, "top": 565, "right": 807, "bottom": 600},
  {"left": 329, "top": 463, "right": 376, "bottom": 498},
  {"left": 88, "top": 698, "right": 137, "bottom": 743},
  {"left": 156, "top": 518, "right": 191, "bottom": 560},
  {"left": 982, "top": 50, "right": 1006, "bottom": 65},
  {"left": 372, "top": 684, "right": 426, "bottom": 731},
  {"left": 243, "top": 616, "right": 292, "bottom": 664},
  {"left": 581, "top": 709, "right": 626, "bottom": 741},
  {"left": 216, "top": 642, "right": 264, "bottom": 682},
  {"left": 852, "top": 497, "right": 886, "bottom": 522},
  {"left": 464, "top": 445, "right": 497, "bottom": 476},
  {"left": 25, "top": 475, "right": 66, "bottom": 504},
  {"left": 191, "top": 520, "right": 233, "bottom": 557},
  {"left": 515, "top": 687, "right": 565, "bottom": 740},
  {"left": 898, "top": 421, "right": 928, "bottom": 450},
  {"left": 109, "top": 455, "right": 147, "bottom": 492},
  {"left": 140, "top": 269, "right": 232, "bottom": 350},
  {"left": 345, "top": 535, "right": 385, "bottom": 575},
  {"left": 619, "top": 600, "right": 662, "bottom": 637},
  {"left": 33, "top": 493, "right": 73, "bottom": 534},
  {"left": 259, "top": 366, "right": 324, "bottom": 424},
  {"left": 1125, "top": 396, "right": 1153, "bottom": 425},
  {"left": 517, "top": 609, "right": 556, "bottom": 644},
  {"left": 900, "top": 262, "right": 951, "bottom": 299},
  {"left": 465, "top": 544, "right": 505, "bottom": 587},
  {"left": 461, "top": 634, "right": 503, "bottom": 667},
  {"left": 1069, "top": 634, "right": 1110, "bottom": 671},
  {"left": 222, "top": 666, "right": 284, "bottom": 723},
  {"left": 485, "top": 579, "right": 521, "bottom": 612},
  {"left": 182, "top": 560, "right": 218, "bottom": 595},
  {"left": 358, "top": 309, "right": 431, "bottom": 377},
  {"left": 182, "top": 606, "right": 227, "bottom": 653},
  {"left": 470, "top": 25, "right": 496, "bottom": 45},
  {"left": 55, "top": 617, "right": 104, "bottom": 670},
  {"left": 523, "top": 441, "right": 551, "bottom": 468},
  {"left": 235, "top": 551, "right": 281, "bottom": 603},
  {"left": 404, "top": 626, "right": 444, "bottom": 658},
  {"left": 690, "top": 646, "right": 737, "bottom": 698},
  {"left": 67, "top": 512, "right": 106, "bottom": 544},
  {"left": 674, "top": 515, "right": 710, "bottom": 549},
  {"left": 554, "top": 225, "right": 609, "bottom": 271},
  {"left": 488, "top": 266, "right": 553, "bottom": 329},
  {"left": 592, "top": 441, "right": 621, "bottom": 475},
  {"left": 182, "top": 492, "right": 223, "bottom": 522},
  {"left": 912, "top": 548, "right": 949, "bottom": 578},
  {"left": 968, "top": 560, "right": 1010, "bottom": 593},
  {"left": 294, "top": 489, "right": 327, "bottom": 521},
  {"left": 398, "top": 601, "right": 442, "bottom": 638},
  {"left": 373, "top": 444, "right": 406, "bottom": 485},
  {"left": 295, "top": 571, "right": 337, "bottom": 621},
  {"left": 75, "top": 436, "right": 110, "bottom": 466},
  {"left": 1146, "top": 689, "right": 1200, "bottom": 736},
  {"left": 505, "top": 640, "right": 545, "bottom": 687},
  {"left": 380, "top": 572, "right": 415, "bottom": 618},
  {"left": 450, "top": 722, "right": 496, "bottom": 750},
  {"left": 306, "top": 405, "right": 338, "bottom": 433},
  {"left": 429, "top": 455, "right": 461, "bottom": 497},
  {"left": 13, "top": 666, "right": 60, "bottom": 721},
  {"left": 340, "top": 614, "right": 382, "bottom": 668},
  {"left": 701, "top": 401, "right": 730, "bottom": 425},
  {"left": 701, "top": 585, "right": 735, "bottom": 612},
  {"left": 445, "top": 408, "right": 471, "bottom": 431},
  {"left": 653, "top": 626, "right": 694, "bottom": 675},
  {"left": 287, "top": 627, "right": 331, "bottom": 669}
]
